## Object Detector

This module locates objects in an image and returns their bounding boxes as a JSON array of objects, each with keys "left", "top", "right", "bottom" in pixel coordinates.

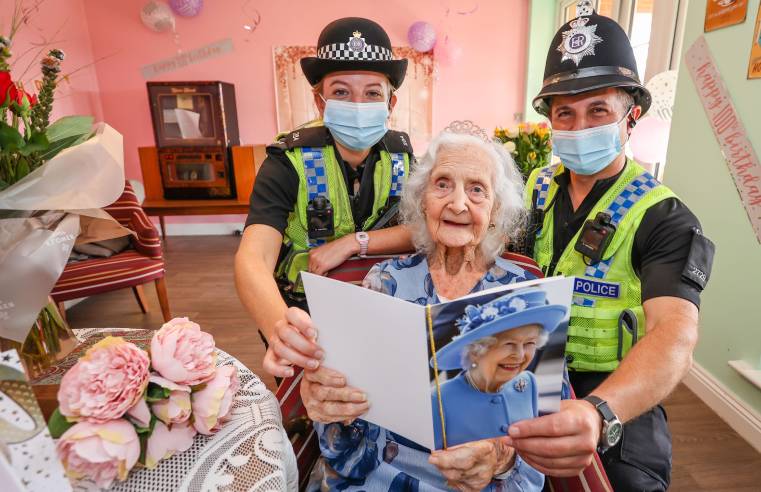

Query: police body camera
[
  {"left": 307, "top": 196, "right": 334, "bottom": 239},
  {"left": 575, "top": 212, "right": 616, "bottom": 263}
]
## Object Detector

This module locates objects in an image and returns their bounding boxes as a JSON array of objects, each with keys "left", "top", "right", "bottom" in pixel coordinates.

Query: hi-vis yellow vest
[
  {"left": 274, "top": 124, "right": 411, "bottom": 294},
  {"left": 525, "top": 160, "right": 676, "bottom": 371}
]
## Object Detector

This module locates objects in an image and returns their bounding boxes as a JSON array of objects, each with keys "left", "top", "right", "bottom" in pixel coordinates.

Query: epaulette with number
[{"left": 381, "top": 130, "right": 413, "bottom": 154}]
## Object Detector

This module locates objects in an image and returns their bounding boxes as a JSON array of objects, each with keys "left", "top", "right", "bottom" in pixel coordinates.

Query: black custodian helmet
[
  {"left": 300, "top": 17, "right": 408, "bottom": 89},
  {"left": 532, "top": 1, "right": 651, "bottom": 117}
]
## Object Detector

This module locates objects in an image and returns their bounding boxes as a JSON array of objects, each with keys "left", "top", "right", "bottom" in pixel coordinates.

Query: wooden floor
[{"left": 64, "top": 235, "right": 761, "bottom": 490}]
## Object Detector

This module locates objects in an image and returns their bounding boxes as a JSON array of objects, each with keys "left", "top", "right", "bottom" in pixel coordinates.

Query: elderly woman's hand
[
  {"left": 263, "top": 307, "right": 324, "bottom": 378},
  {"left": 300, "top": 366, "right": 370, "bottom": 424},
  {"left": 428, "top": 437, "right": 516, "bottom": 492}
]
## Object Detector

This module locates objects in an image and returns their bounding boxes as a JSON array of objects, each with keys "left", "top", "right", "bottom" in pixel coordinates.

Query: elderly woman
[
  {"left": 275, "top": 131, "right": 545, "bottom": 491},
  {"left": 431, "top": 288, "right": 566, "bottom": 451}
]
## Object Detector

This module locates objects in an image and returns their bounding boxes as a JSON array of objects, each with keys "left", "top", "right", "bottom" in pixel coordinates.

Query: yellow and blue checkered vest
[
  {"left": 525, "top": 160, "right": 676, "bottom": 371},
  {"left": 275, "top": 125, "right": 410, "bottom": 294}
]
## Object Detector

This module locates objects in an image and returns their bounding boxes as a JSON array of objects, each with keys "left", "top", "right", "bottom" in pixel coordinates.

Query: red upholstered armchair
[{"left": 51, "top": 181, "right": 171, "bottom": 321}]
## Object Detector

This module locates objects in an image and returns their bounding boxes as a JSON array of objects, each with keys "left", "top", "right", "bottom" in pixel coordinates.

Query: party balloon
[
  {"left": 408, "top": 21, "right": 437, "bottom": 53},
  {"left": 141, "top": 1, "right": 175, "bottom": 32},
  {"left": 170, "top": 0, "right": 203, "bottom": 17},
  {"left": 630, "top": 116, "right": 670, "bottom": 165},
  {"left": 645, "top": 70, "right": 677, "bottom": 123},
  {"left": 434, "top": 36, "right": 462, "bottom": 66}
]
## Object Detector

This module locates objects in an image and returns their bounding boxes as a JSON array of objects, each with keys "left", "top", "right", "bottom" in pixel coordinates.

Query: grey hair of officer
[
  {"left": 461, "top": 330, "right": 551, "bottom": 369},
  {"left": 400, "top": 132, "right": 526, "bottom": 263}
]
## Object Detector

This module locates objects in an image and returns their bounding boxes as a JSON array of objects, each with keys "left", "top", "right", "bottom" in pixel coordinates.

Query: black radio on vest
[
  {"left": 307, "top": 196, "right": 335, "bottom": 239},
  {"left": 575, "top": 212, "right": 616, "bottom": 263}
]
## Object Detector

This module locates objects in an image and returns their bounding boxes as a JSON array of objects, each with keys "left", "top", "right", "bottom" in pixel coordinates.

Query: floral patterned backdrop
[{"left": 273, "top": 46, "right": 433, "bottom": 152}]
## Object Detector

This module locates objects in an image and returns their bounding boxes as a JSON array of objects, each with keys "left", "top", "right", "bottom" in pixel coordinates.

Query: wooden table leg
[{"left": 159, "top": 215, "right": 167, "bottom": 242}]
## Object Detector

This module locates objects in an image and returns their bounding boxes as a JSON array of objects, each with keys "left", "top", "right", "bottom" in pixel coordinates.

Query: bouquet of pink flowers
[{"left": 48, "top": 318, "right": 240, "bottom": 488}]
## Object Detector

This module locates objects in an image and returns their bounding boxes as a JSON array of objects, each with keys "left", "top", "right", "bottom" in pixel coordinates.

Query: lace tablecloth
[{"left": 33, "top": 328, "right": 298, "bottom": 492}]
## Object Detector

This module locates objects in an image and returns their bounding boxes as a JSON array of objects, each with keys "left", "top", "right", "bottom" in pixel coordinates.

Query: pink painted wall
[
  {"left": 1, "top": 0, "right": 102, "bottom": 123},
  {"left": 61, "top": 0, "right": 529, "bottom": 225}
]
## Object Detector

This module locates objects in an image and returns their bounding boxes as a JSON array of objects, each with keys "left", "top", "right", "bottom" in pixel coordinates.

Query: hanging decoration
[
  {"left": 704, "top": 0, "right": 749, "bottom": 32},
  {"left": 748, "top": 3, "right": 761, "bottom": 79},
  {"left": 169, "top": 0, "right": 203, "bottom": 17},
  {"left": 241, "top": 0, "right": 262, "bottom": 40},
  {"left": 645, "top": 70, "right": 678, "bottom": 122},
  {"left": 140, "top": 0, "right": 176, "bottom": 33},
  {"left": 686, "top": 35, "right": 761, "bottom": 244},
  {"left": 434, "top": 35, "right": 462, "bottom": 66},
  {"left": 408, "top": 22, "right": 437, "bottom": 53}
]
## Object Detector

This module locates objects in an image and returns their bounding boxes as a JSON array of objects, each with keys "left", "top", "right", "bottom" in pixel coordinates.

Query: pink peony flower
[
  {"left": 57, "top": 337, "right": 150, "bottom": 422},
  {"left": 126, "top": 397, "right": 151, "bottom": 428},
  {"left": 56, "top": 419, "right": 140, "bottom": 488},
  {"left": 145, "top": 420, "right": 197, "bottom": 469},
  {"left": 149, "top": 373, "right": 192, "bottom": 425},
  {"left": 191, "top": 365, "right": 240, "bottom": 435},
  {"left": 151, "top": 317, "right": 216, "bottom": 386}
]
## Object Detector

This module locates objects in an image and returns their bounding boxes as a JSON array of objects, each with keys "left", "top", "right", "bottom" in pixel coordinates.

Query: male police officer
[
  {"left": 235, "top": 18, "right": 414, "bottom": 379},
  {"left": 506, "top": 5, "right": 715, "bottom": 491}
]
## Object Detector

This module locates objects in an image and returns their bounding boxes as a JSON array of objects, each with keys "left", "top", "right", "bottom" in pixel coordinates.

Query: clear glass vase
[{"left": 0, "top": 297, "right": 78, "bottom": 380}]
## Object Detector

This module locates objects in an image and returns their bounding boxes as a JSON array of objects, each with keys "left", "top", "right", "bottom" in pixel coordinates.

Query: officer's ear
[
  {"left": 388, "top": 91, "right": 398, "bottom": 115},
  {"left": 627, "top": 105, "right": 642, "bottom": 134},
  {"left": 313, "top": 84, "right": 326, "bottom": 117}
]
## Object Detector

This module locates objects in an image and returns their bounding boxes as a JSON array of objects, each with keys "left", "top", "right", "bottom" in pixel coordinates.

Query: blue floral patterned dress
[{"left": 307, "top": 253, "right": 546, "bottom": 492}]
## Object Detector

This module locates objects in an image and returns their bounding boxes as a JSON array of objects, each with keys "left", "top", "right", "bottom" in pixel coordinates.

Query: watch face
[{"left": 606, "top": 421, "right": 623, "bottom": 446}]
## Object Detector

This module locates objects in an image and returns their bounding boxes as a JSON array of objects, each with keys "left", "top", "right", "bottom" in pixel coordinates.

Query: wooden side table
[{"left": 138, "top": 145, "right": 266, "bottom": 240}]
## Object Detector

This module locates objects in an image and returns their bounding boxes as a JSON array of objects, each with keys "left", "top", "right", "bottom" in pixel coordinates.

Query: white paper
[
  {"left": 174, "top": 109, "right": 203, "bottom": 139},
  {"left": 302, "top": 273, "right": 435, "bottom": 449}
]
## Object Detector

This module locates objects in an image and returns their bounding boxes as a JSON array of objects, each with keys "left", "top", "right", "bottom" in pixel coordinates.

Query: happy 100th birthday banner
[{"left": 685, "top": 36, "right": 761, "bottom": 244}]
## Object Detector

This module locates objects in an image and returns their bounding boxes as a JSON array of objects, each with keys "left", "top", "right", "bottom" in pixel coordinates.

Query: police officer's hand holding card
[
  {"left": 235, "top": 17, "right": 414, "bottom": 380},
  {"left": 505, "top": 2, "right": 715, "bottom": 490}
]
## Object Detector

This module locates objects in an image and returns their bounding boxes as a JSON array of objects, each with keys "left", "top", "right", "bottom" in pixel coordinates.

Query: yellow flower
[{"left": 528, "top": 151, "right": 537, "bottom": 161}]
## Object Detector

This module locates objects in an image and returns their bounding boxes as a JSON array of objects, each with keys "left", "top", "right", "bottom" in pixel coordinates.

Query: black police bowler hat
[
  {"left": 300, "top": 17, "right": 408, "bottom": 89},
  {"left": 533, "top": 7, "right": 651, "bottom": 116}
]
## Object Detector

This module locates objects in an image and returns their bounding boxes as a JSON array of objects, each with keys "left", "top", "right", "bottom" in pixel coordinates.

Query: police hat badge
[
  {"left": 348, "top": 31, "right": 367, "bottom": 52},
  {"left": 558, "top": 16, "right": 603, "bottom": 66}
]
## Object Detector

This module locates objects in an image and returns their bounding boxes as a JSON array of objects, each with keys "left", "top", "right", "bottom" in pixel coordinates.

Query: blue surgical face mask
[
  {"left": 321, "top": 97, "right": 389, "bottom": 151},
  {"left": 551, "top": 109, "right": 632, "bottom": 175}
]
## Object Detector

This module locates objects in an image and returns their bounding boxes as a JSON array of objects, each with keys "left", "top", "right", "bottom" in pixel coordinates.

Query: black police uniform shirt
[
  {"left": 245, "top": 129, "right": 409, "bottom": 242},
  {"left": 549, "top": 167, "right": 710, "bottom": 308}
]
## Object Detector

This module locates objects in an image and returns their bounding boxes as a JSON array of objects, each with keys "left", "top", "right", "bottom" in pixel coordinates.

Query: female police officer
[{"left": 234, "top": 18, "right": 415, "bottom": 378}]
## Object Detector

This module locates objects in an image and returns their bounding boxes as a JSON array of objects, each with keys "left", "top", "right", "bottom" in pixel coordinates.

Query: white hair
[
  {"left": 400, "top": 132, "right": 527, "bottom": 263},
  {"left": 461, "top": 329, "right": 551, "bottom": 369}
]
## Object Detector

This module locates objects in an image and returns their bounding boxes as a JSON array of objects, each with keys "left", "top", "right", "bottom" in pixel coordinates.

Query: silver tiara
[{"left": 442, "top": 120, "right": 492, "bottom": 143}]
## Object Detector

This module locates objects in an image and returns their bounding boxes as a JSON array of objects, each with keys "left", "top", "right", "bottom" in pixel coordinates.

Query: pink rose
[
  {"left": 149, "top": 374, "right": 192, "bottom": 425},
  {"left": 56, "top": 419, "right": 140, "bottom": 488},
  {"left": 58, "top": 337, "right": 150, "bottom": 422},
  {"left": 191, "top": 365, "right": 240, "bottom": 435},
  {"left": 145, "top": 421, "right": 196, "bottom": 469},
  {"left": 151, "top": 317, "right": 216, "bottom": 386}
]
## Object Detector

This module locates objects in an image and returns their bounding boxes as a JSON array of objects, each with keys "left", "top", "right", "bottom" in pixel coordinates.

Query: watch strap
[{"left": 583, "top": 395, "right": 616, "bottom": 422}]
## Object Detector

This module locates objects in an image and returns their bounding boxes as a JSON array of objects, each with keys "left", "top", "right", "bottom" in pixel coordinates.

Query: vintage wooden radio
[{"left": 147, "top": 81, "right": 240, "bottom": 199}]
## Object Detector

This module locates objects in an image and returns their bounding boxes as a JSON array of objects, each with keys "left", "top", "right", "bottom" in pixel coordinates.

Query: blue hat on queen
[{"left": 432, "top": 288, "right": 568, "bottom": 371}]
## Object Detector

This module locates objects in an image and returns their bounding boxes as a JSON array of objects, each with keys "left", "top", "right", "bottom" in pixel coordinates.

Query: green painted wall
[
  {"left": 524, "top": 0, "right": 557, "bottom": 122},
  {"left": 665, "top": 0, "right": 761, "bottom": 413}
]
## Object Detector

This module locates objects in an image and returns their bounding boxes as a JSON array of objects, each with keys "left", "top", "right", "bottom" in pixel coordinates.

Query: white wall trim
[
  {"left": 683, "top": 362, "right": 761, "bottom": 454},
  {"left": 151, "top": 222, "right": 244, "bottom": 236}
]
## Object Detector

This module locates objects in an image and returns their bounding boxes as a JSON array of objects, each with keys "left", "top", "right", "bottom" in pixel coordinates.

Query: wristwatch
[
  {"left": 583, "top": 395, "right": 623, "bottom": 453},
  {"left": 355, "top": 231, "right": 369, "bottom": 258}
]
